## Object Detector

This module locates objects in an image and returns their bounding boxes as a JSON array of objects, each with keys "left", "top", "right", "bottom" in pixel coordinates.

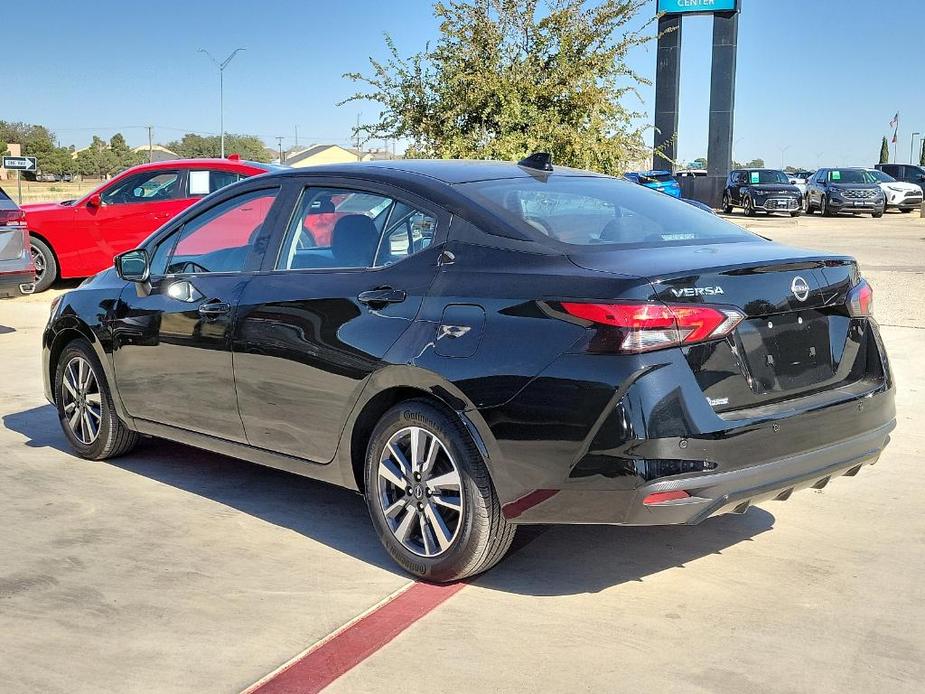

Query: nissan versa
[{"left": 43, "top": 156, "right": 895, "bottom": 582}]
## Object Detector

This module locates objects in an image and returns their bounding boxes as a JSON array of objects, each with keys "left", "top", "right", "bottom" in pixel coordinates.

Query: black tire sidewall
[
  {"left": 55, "top": 340, "right": 116, "bottom": 460},
  {"left": 364, "top": 401, "right": 493, "bottom": 582},
  {"left": 29, "top": 236, "right": 57, "bottom": 293}
]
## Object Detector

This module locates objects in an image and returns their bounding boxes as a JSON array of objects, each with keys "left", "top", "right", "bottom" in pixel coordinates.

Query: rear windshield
[
  {"left": 457, "top": 176, "right": 756, "bottom": 248},
  {"left": 828, "top": 170, "right": 876, "bottom": 184},
  {"left": 641, "top": 172, "right": 674, "bottom": 183}
]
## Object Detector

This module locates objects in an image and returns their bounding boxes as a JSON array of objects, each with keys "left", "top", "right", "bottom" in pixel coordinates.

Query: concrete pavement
[{"left": 1, "top": 213, "right": 923, "bottom": 692}]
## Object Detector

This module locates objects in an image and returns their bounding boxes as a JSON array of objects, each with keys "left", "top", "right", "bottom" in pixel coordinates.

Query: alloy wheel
[
  {"left": 31, "top": 245, "right": 46, "bottom": 284},
  {"left": 61, "top": 356, "right": 103, "bottom": 445},
  {"left": 377, "top": 426, "right": 463, "bottom": 558}
]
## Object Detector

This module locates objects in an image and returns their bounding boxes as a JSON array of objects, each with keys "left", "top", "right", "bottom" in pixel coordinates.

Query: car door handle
[
  {"left": 198, "top": 300, "right": 232, "bottom": 317},
  {"left": 357, "top": 287, "right": 406, "bottom": 308}
]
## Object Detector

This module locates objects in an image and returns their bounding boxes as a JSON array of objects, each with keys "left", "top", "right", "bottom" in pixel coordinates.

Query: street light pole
[
  {"left": 779, "top": 145, "right": 791, "bottom": 170},
  {"left": 911, "top": 132, "right": 921, "bottom": 165},
  {"left": 198, "top": 48, "right": 246, "bottom": 158}
]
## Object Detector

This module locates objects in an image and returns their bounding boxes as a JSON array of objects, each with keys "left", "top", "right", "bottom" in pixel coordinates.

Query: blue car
[{"left": 624, "top": 170, "right": 681, "bottom": 198}]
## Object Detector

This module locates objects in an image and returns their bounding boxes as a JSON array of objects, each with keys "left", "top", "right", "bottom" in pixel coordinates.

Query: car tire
[
  {"left": 804, "top": 195, "right": 814, "bottom": 213},
  {"left": 900, "top": 208, "right": 913, "bottom": 213},
  {"left": 790, "top": 210, "right": 801, "bottom": 217},
  {"left": 29, "top": 236, "right": 57, "bottom": 293},
  {"left": 54, "top": 339, "right": 139, "bottom": 460},
  {"left": 872, "top": 207, "right": 884, "bottom": 218},
  {"left": 743, "top": 196, "right": 755, "bottom": 217},
  {"left": 364, "top": 399, "right": 516, "bottom": 583},
  {"left": 722, "top": 194, "right": 733, "bottom": 214},
  {"left": 821, "top": 195, "right": 835, "bottom": 216}
]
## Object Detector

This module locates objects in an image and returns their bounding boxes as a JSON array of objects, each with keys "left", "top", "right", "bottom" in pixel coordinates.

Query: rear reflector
[
  {"left": 560, "top": 301, "right": 744, "bottom": 354},
  {"left": 643, "top": 490, "right": 690, "bottom": 505},
  {"left": 847, "top": 279, "right": 873, "bottom": 317}
]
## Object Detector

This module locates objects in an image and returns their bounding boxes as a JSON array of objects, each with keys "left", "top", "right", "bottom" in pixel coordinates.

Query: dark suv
[
  {"left": 722, "top": 169, "right": 802, "bottom": 217},
  {"left": 875, "top": 163, "right": 925, "bottom": 188},
  {"left": 805, "top": 168, "right": 885, "bottom": 217}
]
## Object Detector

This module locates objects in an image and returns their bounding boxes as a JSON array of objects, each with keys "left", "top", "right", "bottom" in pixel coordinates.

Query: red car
[{"left": 22, "top": 158, "right": 274, "bottom": 292}]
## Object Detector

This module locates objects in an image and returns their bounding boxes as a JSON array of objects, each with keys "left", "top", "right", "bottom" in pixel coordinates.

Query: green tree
[
  {"left": 165, "top": 133, "right": 270, "bottom": 162},
  {"left": 41, "top": 147, "right": 78, "bottom": 177},
  {"left": 0, "top": 121, "right": 56, "bottom": 160},
  {"left": 690, "top": 157, "right": 708, "bottom": 169},
  {"left": 76, "top": 136, "right": 118, "bottom": 179},
  {"left": 109, "top": 133, "right": 144, "bottom": 170},
  {"left": 343, "top": 0, "right": 654, "bottom": 174},
  {"left": 879, "top": 136, "right": 890, "bottom": 164},
  {"left": 744, "top": 158, "right": 765, "bottom": 168}
]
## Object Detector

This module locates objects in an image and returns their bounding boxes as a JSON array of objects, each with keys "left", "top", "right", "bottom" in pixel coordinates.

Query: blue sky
[{"left": 7, "top": 0, "right": 925, "bottom": 168}]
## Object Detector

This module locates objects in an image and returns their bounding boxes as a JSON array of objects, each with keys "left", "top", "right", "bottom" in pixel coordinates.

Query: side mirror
[
  {"left": 115, "top": 249, "right": 150, "bottom": 283},
  {"left": 87, "top": 193, "right": 102, "bottom": 208}
]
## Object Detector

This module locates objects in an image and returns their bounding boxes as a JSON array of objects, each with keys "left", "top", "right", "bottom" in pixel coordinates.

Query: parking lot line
[{"left": 244, "top": 580, "right": 466, "bottom": 694}]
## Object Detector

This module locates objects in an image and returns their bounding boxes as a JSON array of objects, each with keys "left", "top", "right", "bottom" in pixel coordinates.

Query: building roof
[{"left": 284, "top": 144, "right": 358, "bottom": 166}]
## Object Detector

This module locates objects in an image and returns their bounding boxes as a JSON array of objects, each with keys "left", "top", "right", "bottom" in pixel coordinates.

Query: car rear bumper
[{"left": 0, "top": 267, "right": 35, "bottom": 298}]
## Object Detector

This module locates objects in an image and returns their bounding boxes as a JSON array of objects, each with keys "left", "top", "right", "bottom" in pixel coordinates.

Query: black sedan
[{"left": 43, "top": 156, "right": 895, "bottom": 581}]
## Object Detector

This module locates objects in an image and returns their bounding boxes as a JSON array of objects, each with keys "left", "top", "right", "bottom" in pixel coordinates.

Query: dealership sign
[{"left": 657, "top": 0, "right": 739, "bottom": 14}]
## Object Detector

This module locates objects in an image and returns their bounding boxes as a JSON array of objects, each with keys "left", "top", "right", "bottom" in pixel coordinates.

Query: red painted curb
[{"left": 247, "top": 581, "right": 466, "bottom": 694}]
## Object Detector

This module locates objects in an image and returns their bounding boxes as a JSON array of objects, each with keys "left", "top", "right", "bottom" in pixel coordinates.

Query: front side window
[
  {"left": 153, "top": 188, "right": 279, "bottom": 275},
  {"left": 101, "top": 170, "right": 181, "bottom": 205},
  {"left": 187, "top": 169, "right": 244, "bottom": 198},
  {"left": 458, "top": 175, "right": 755, "bottom": 248},
  {"left": 276, "top": 187, "right": 434, "bottom": 270}
]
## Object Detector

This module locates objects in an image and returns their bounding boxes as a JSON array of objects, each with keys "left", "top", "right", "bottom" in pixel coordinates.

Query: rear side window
[
  {"left": 457, "top": 176, "right": 755, "bottom": 248},
  {"left": 187, "top": 169, "right": 244, "bottom": 197},
  {"left": 276, "top": 187, "right": 435, "bottom": 270},
  {"left": 0, "top": 187, "right": 11, "bottom": 202}
]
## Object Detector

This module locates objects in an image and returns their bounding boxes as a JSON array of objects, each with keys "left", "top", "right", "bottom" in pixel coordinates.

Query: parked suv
[
  {"left": 21, "top": 158, "right": 277, "bottom": 292},
  {"left": 875, "top": 163, "right": 925, "bottom": 189},
  {"left": 867, "top": 168, "right": 923, "bottom": 213},
  {"left": 805, "top": 168, "right": 885, "bottom": 217},
  {"left": 0, "top": 186, "right": 35, "bottom": 298},
  {"left": 722, "top": 169, "right": 802, "bottom": 216}
]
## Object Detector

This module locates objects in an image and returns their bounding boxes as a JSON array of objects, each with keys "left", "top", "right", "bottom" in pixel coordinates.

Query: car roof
[
  {"left": 124, "top": 158, "right": 273, "bottom": 174},
  {"left": 268, "top": 159, "right": 609, "bottom": 185}
]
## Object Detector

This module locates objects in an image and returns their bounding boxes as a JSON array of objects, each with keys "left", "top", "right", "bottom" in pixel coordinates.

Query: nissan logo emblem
[{"left": 791, "top": 276, "right": 810, "bottom": 302}]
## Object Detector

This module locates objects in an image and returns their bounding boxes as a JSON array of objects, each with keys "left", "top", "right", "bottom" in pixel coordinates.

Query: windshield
[
  {"left": 828, "top": 169, "right": 876, "bottom": 184},
  {"left": 868, "top": 170, "right": 895, "bottom": 183},
  {"left": 747, "top": 170, "right": 790, "bottom": 184},
  {"left": 457, "top": 175, "right": 756, "bottom": 248}
]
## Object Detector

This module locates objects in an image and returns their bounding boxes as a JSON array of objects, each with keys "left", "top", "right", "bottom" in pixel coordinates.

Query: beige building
[{"left": 284, "top": 144, "right": 361, "bottom": 168}]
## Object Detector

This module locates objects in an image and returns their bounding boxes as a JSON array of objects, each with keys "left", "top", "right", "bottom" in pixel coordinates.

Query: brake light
[
  {"left": 847, "top": 280, "right": 873, "bottom": 317},
  {"left": 0, "top": 209, "right": 25, "bottom": 226},
  {"left": 560, "top": 301, "right": 744, "bottom": 354}
]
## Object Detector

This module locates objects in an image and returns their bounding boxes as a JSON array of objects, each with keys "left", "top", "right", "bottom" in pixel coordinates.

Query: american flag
[{"left": 890, "top": 112, "right": 899, "bottom": 128}]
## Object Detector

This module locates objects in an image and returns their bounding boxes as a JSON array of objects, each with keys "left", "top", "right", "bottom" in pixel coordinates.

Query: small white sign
[{"left": 189, "top": 171, "right": 211, "bottom": 195}]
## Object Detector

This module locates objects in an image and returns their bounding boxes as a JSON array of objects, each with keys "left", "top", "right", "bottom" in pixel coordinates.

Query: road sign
[
  {"left": 2, "top": 156, "right": 37, "bottom": 171},
  {"left": 657, "top": 0, "right": 738, "bottom": 14}
]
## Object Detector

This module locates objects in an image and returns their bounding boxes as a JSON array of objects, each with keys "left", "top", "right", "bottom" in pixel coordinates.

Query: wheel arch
[
  {"left": 341, "top": 369, "right": 495, "bottom": 494},
  {"left": 27, "top": 230, "right": 60, "bottom": 280}
]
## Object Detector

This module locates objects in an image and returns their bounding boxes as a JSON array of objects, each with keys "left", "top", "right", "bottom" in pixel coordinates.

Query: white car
[{"left": 868, "top": 168, "right": 923, "bottom": 212}]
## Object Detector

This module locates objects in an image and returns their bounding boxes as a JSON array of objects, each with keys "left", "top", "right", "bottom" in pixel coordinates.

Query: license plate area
[{"left": 739, "top": 311, "right": 835, "bottom": 394}]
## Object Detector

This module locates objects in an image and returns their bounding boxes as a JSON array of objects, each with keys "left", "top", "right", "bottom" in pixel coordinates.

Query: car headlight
[{"left": 886, "top": 185, "right": 904, "bottom": 192}]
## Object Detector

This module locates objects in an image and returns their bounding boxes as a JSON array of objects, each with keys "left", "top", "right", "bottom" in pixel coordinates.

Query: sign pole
[
  {"left": 17, "top": 170, "right": 22, "bottom": 205},
  {"left": 653, "top": 13, "right": 683, "bottom": 172}
]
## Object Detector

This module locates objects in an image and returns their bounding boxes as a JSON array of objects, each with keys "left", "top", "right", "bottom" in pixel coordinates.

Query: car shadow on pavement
[{"left": 5, "top": 404, "right": 775, "bottom": 596}]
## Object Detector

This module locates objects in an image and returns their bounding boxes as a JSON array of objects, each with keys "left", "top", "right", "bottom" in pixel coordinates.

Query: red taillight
[
  {"left": 0, "top": 209, "right": 25, "bottom": 225},
  {"left": 847, "top": 280, "right": 873, "bottom": 317},
  {"left": 560, "top": 301, "right": 744, "bottom": 354}
]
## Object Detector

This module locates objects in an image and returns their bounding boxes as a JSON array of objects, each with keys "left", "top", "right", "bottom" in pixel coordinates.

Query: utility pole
[
  {"left": 911, "top": 132, "right": 920, "bottom": 164},
  {"left": 147, "top": 125, "right": 154, "bottom": 163},
  {"left": 294, "top": 125, "right": 299, "bottom": 149},
  {"left": 198, "top": 47, "right": 246, "bottom": 157},
  {"left": 276, "top": 136, "right": 285, "bottom": 164}
]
